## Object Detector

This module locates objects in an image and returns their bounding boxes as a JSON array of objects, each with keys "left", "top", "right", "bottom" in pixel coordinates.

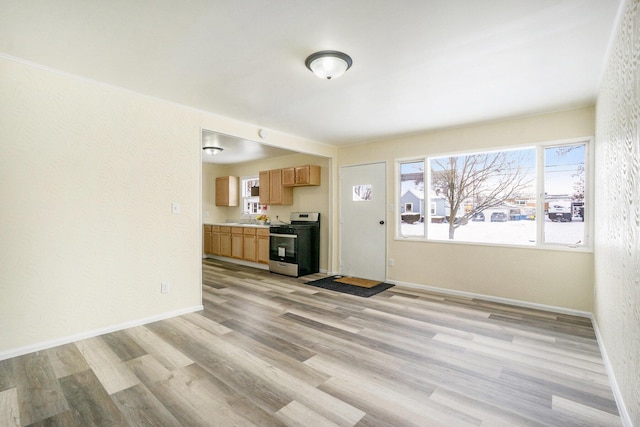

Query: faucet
[{"left": 240, "top": 212, "right": 255, "bottom": 224}]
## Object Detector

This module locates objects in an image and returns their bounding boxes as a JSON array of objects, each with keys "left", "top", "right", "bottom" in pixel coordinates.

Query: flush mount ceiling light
[
  {"left": 203, "top": 146, "right": 224, "bottom": 156},
  {"left": 305, "top": 50, "right": 353, "bottom": 80}
]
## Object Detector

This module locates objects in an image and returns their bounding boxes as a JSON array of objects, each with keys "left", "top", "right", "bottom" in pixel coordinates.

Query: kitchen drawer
[
  {"left": 220, "top": 226, "right": 231, "bottom": 233},
  {"left": 204, "top": 225, "right": 212, "bottom": 232},
  {"left": 212, "top": 225, "right": 221, "bottom": 231},
  {"left": 256, "top": 228, "right": 270, "bottom": 237},
  {"left": 243, "top": 227, "right": 256, "bottom": 235},
  {"left": 231, "top": 227, "right": 244, "bottom": 234}
]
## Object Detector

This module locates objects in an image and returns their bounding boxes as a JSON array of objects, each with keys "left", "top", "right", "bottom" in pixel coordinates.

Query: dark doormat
[{"left": 305, "top": 275, "right": 394, "bottom": 297}]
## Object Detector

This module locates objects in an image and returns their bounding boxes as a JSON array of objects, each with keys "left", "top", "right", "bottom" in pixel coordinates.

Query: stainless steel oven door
[
  {"left": 269, "top": 233, "right": 297, "bottom": 263},
  {"left": 269, "top": 233, "right": 298, "bottom": 276}
]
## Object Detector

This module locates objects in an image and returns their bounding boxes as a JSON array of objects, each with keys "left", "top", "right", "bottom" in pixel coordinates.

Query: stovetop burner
[{"left": 269, "top": 212, "right": 319, "bottom": 232}]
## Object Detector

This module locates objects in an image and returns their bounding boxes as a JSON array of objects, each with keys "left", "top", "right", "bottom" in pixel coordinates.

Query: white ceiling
[
  {"left": 202, "top": 130, "right": 297, "bottom": 165},
  {"left": 0, "top": 1, "right": 622, "bottom": 149}
]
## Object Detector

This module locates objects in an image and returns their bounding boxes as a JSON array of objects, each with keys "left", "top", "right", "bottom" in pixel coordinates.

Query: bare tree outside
[{"left": 431, "top": 151, "right": 534, "bottom": 239}]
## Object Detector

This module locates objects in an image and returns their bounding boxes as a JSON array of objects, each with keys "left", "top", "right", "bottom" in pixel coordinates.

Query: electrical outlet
[
  {"left": 388, "top": 258, "right": 395, "bottom": 267},
  {"left": 161, "top": 282, "right": 170, "bottom": 294}
]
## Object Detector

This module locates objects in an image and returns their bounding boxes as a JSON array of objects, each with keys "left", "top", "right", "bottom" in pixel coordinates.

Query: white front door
[{"left": 339, "top": 162, "right": 386, "bottom": 281}]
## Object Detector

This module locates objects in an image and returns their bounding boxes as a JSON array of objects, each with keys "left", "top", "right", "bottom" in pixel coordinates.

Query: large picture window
[{"left": 397, "top": 139, "right": 590, "bottom": 249}]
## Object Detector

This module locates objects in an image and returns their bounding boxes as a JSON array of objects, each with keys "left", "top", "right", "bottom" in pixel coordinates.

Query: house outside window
[
  {"left": 400, "top": 161, "right": 425, "bottom": 237},
  {"left": 396, "top": 138, "right": 590, "bottom": 250}
]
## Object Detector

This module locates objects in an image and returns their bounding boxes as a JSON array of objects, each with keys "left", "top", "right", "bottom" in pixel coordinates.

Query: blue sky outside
[
  {"left": 544, "top": 144, "right": 585, "bottom": 196},
  {"left": 401, "top": 143, "right": 585, "bottom": 199}
]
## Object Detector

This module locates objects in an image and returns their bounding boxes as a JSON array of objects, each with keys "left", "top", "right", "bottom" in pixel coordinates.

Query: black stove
[{"left": 269, "top": 212, "right": 320, "bottom": 277}]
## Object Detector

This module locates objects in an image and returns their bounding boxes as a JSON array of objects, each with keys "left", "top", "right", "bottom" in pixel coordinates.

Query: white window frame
[
  {"left": 241, "top": 176, "right": 260, "bottom": 215},
  {"left": 395, "top": 137, "right": 593, "bottom": 252}
]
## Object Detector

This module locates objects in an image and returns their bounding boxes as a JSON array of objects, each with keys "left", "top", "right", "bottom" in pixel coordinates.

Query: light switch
[{"left": 171, "top": 202, "right": 180, "bottom": 214}]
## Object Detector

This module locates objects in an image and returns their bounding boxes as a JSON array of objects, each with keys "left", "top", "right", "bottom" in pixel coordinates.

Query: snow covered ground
[{"left": 400, "top": 217, "right": 585, "bottom": 246}]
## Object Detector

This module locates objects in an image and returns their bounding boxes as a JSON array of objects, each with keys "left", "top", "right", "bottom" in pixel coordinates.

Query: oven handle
[{"left": 269, "top": 233, "right": 298, "bottom": 238}]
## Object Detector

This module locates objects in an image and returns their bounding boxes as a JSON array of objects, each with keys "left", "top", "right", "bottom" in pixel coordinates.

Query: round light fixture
[
  {"left": 305, "top": 50, "right": 353, "bottom": 80},
  {"left": 203, "top": 146, "right": 223, "bottom": 156}
]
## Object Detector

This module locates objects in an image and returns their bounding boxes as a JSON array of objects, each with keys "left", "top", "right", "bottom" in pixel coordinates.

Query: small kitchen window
[{"left": 242, "top": 176, "right": 260, "bottom": 215}]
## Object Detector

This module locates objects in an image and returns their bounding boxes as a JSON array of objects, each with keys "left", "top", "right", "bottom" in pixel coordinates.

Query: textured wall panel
[{"left": 594, "top": 0, "right": 640, "bottom": 424}]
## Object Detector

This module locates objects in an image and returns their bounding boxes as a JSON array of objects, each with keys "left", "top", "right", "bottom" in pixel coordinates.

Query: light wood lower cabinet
[
  {"left": 203, "top": 225, "right": 212, "bottom": 254},
  {"left": 243, "top": 228, "right": 257, "bottom": 262},
  {"left": 220, "top": 226, "right": 232, "bottom": 257},
  {"left": 231, "top": 227, "right": 244, "bottom": 259},
  {"left": 211, "top": 225, "right": 221, "bottom": 255},
  {"left": 204, "top": 224, "right": 269, "bottom": 264},
  {"left": 257, "top": 228, "right": 270, "bottom": 264}
]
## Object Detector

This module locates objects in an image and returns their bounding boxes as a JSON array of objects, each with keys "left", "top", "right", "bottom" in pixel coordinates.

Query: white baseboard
[
  {"left": 591, "top": 317, "right": 633, "bottom": 427},
  {"left": 205, "top": 255, "right": 269, "bottom": 270},
  {"left": 388, "top": 279, "right": 592, "bottom": 318},
  {"left": 0, "top": 305, "right": 203, "bottom": 362}
]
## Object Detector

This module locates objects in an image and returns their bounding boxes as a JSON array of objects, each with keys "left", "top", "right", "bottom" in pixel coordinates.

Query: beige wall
[
  {"left": 338, "top": 106, "right": 596, "bottom": 312},
  {"left": 0, "top": 57, "right": 201, "bottom": 355},
  {"left": 594, "top": 0, "right": 639, "bottom": 424},
  {"left": 0, "top": 56, "right": 335, "bottom": 358},
  {"left": 203, "top": 153, "right": 332, "bottom": 271}
]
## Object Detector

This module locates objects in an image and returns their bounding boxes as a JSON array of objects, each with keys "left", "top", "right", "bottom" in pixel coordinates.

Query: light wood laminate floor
[{"left": 0, "top": 259, "right": 621, "bottom": 426}]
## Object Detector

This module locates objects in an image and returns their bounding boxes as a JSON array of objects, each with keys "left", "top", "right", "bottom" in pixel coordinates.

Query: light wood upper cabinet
[
  {"left": 259, "top": 169, "right": 293, "bottom": 205},
  {"left": 282, "top": 167, "right": 295, "bottom": 186},
  {"left": 283, "top": 165, "right": 321, "bottom": 187},
  {"left": 215, "top": 176, "right": 239, "bottom": 206}
]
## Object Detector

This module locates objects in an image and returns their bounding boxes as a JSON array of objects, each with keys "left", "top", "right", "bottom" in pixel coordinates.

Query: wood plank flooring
[{"left": 0, "top": 258, "right": 621, "bottom": 426}]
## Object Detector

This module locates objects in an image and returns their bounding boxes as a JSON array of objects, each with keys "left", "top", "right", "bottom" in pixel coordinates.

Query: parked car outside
[
  {"left": 472, "top": 212, "right": 485, "bottom": 222},
  {"left": 490, "top": 212, "right": 508, "bottom": 222}
]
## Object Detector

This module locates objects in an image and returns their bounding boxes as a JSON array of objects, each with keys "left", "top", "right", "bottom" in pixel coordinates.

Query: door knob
[{"left": 379, "top": 220, "right": 385, "bottom": 225}]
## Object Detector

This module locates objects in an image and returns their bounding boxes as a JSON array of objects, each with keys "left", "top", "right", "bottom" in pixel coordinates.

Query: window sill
[{"left": 394, "top": 235, "right": 593, "bottom": 253}]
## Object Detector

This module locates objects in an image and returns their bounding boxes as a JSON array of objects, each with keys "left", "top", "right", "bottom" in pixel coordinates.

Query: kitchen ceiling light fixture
[
  {"left": 203, "top": 146, "right": 224, "bottom": 156},
  {"left": 305, "top": 50, "right": 352, "bottom": 80}
]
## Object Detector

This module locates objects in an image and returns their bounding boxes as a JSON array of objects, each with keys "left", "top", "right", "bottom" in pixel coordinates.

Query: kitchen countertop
[{"left": 204, "top": 222, "right": 270, "bottom": 229}]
